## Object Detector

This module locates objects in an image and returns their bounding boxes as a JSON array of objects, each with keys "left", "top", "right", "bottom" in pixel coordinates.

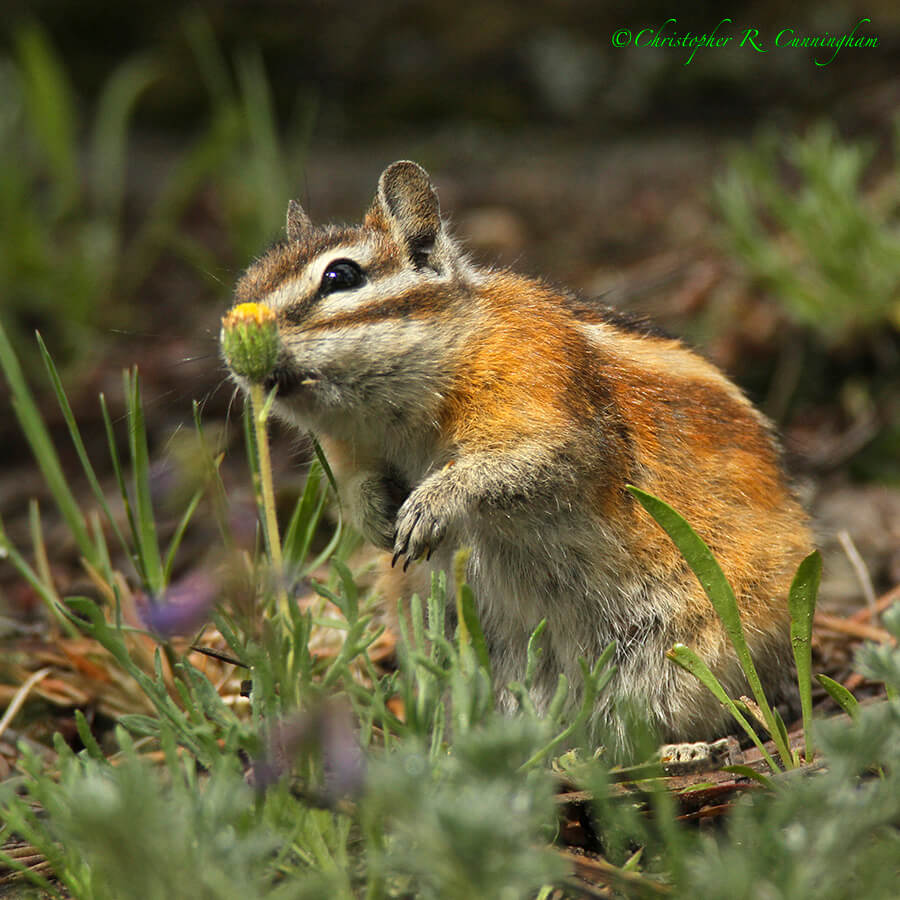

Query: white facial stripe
[
  {"left": 311, "top": 269, "right": 442, "bottom": 322},
  {"left": 328, "top": 318, "right": 431, "bottom": 355},
  {"left": 264, "top": 276, "right": 308, "bottom": 311},
  {"left": 264, "top": 243, "right": 452, "bottom": 325},
  {"left": 262, "top": 243, "right": 377, "bottom": 312}
]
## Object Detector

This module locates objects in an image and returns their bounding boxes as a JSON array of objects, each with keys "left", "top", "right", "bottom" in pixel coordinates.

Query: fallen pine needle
[
  {"left": 814, "top": 613, "right": 895, "bottom": 645},
  {"left": 0, "top": 667, "right": 51, "bottom": 741}
]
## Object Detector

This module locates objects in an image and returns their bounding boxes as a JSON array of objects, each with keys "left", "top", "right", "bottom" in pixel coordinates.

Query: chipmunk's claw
[{"left": 392, "top": 487, "right": 449, "bottom": 570}]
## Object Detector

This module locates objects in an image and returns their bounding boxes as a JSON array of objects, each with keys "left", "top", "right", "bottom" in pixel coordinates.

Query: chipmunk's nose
[{"left": 263, "top": 367, "right": 288, "bottom": 395}]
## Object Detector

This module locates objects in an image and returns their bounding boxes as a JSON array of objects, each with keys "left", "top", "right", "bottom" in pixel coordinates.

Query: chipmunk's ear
[
  {"left": 374, "top": 161, "right": 445, "bottom": 268},
  {"left": 286, "top": 199, "right": 312, "bottom": 242}
]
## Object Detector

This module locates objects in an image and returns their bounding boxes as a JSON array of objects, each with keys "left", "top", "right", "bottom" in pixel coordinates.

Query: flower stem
[{"left": 249, "top": 382, "right": 288, "bottom": 620}]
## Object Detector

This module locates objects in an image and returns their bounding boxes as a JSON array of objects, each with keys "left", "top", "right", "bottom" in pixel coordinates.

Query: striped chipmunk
[{"left": 225, "top": 160, "right": 813, "bottom": 754}]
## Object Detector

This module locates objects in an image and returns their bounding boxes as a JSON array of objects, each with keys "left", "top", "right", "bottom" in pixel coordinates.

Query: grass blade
[
  {"left": 235, "top": 47, "right": 287, "bottom": 230},
  {"left": 26, "top": 501, "right": 79, "bottom": 636},
  {"left": 162, "top": 485, "right": 205, "bottom": 580},
  {"left": 282, "top": 459, "right": 327, "bottom": 567},
  {"left": 0, "top": 514, "right": 77, "bottom": 636},
  {"left": 0, "top": 322, "right": 94, "bottom": 564},
  {"left": 36, "top": 332, "right": 132, "bottom": 560},
  {"left": 191, "top": 401, "right": 233, "bottom": 549},
  {"left": 99, "top": 392, "right": 142, "bottom": 579},
  {"left": 125, "top": 369, "right": 164, "bottom": 593},
  {"left": 91, "top": 56, "right": 159, "bottom": 223},
  {"left": 305, "top": 516, "right": 344, "bottom": 578},
  {"left": 123, "top": 107, "right": 242, "bottom": 292},
  {"left": 28, "top": 500, "right": 57, "bottom": 608},
  {"left": 310, "top": 436, "right": 339, "bottom": 494},
  {"left": 88, "top": 510, "right": 114, "bottom": 587},
  {"left": 788, "top": 551, "right": 822, "bottom": 762},
  {"left": 15, "top": 24, "right": 78, "bottom": 214},
  {"left": 183, "top": 11, "right": 233, "bottom": 108},
  {"left": 627, "top": 485, "right": 792, "bottom": 768}
]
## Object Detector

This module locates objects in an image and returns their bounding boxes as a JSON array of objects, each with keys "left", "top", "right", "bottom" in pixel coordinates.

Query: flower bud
[{"left": 221, "top": 302, "right": 280, "bottom": 383}]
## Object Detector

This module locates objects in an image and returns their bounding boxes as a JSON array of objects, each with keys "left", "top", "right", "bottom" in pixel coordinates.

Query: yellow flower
[{"left": 221, "top": 302, "right": 280, "bottom": 383}]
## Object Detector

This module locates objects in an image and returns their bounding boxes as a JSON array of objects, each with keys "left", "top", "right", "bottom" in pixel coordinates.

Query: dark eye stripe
[
  {"left": 302, "top": 284, "right": 453, "bottom": 332},
  {"left": 320, "top": 259, "right": 365, "bottom": 295}
]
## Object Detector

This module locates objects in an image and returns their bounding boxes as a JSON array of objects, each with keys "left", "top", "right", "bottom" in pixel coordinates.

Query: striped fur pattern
[{"left": 228, "top": 161, "right": 812, "bottom": 755}]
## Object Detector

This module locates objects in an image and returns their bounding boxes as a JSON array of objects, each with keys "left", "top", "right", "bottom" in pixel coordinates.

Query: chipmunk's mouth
[{"left": 263, "top": 365, "right": 320, "bottom": 397}]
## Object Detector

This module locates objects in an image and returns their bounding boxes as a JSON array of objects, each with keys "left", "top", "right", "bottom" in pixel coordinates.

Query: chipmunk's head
[{"left": 225, "top": 161, "right": 473, "bottom": 432}]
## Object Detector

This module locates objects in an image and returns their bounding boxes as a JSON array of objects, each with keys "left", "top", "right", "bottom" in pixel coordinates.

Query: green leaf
[
  {"left": 334, "top": 558, "right": 359, "bottom": 621},
  {"left": 63, "top": 597, "right": 133, "bottom": 669},
  {"left": 177, "top": 659, "right": 235, "bottom": 728},
  {"left": 546, "top": 673, "right": 570, "bottom": 722},
  {"left": 74, "top": 710, "right": 107, "bottom": 763},
  {"left": 519, "top": 648, "right": 616, "bottom": 772},
  {"left": 627, "top": 485, "right": 792, "bottom": 768},
  {"left": 667, "top": 643, "right": 779, "bottom": 773},
  {"left": 816, "top": 674, "right": 860, "bottom": 720},
  {"left": 788, "top": 551, "right": 822, "bottom": 762},
  {"left": 458, "top": 582, "right": 492, "bottom": 679},
  {"left": 118, "top": 714, "right": 163, "bottom": 738},
  {"left": 523, "top": 619, "right": 547, "bottom": 690},
  {"left": 721, "top": 764, "right": 775, "bottom": 788},
  {"left": 315, "top": 560, "right": 359, "bottom": 623}
]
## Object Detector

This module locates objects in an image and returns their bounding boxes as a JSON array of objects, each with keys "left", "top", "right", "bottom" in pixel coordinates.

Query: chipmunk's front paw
[
  {"left": 357, "top": 474, "right": 408, "bottom": 550},
  {"left": 392, "top": 485, "right": 452, "bottom": 571}
]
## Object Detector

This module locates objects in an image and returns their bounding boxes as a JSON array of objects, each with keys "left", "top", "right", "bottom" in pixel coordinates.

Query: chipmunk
[{"left": 227, "top": 160, "right": 812, "bottom": 755}]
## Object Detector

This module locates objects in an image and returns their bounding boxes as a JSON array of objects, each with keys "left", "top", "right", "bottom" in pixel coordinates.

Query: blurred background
[{"left": 1, "top": 0, "right": 898, "bottom": 617}]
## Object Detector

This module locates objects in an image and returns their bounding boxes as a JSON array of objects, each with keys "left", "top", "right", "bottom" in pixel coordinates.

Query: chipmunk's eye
[{"left": 320, "top": 259, "right": 365, "bottom": 295}]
